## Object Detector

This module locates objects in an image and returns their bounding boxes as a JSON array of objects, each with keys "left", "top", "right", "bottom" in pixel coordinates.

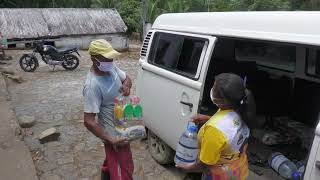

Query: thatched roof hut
[
  {"left": 0, "top": 9, "right": 49, "bottom": 39},
  {"left": 0, "top": 8, "right": 127, "bottom": 40}
]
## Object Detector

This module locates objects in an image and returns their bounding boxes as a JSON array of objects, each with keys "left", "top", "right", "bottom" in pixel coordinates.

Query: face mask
[
  {"left": 210, "top": 88, "right": 214, "bottom": 102},
  {"left": 94, "top": 58, "right": 114, "bottom": 72},
  {"left": 210, "top": 88, "right": 225, "bottom": 107}
]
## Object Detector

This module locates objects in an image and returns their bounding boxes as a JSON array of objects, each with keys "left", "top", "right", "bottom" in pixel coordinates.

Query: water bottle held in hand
[{"left": 174, "top": 121, "right": 199, "bottom": 166}]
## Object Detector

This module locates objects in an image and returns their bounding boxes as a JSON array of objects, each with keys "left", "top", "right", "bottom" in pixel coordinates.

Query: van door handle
[
  {"left": 180, "top": 101, "right": 193, "bottom": 108},
  {"left": 316, "top": 160, "right": 320, "bottom": 169}
]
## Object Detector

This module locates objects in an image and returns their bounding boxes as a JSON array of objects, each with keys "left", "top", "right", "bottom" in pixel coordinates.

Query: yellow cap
[{"left": 88, "top": 39, "right": 121, "bottom": 59}]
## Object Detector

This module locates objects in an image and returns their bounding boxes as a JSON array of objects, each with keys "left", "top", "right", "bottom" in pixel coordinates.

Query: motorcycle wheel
[
  {"left": 62, "top": 54, "right": 79, "bottom": 70},
  {"left": 19, "top": 54, "right": 39, "bottom": 72}
]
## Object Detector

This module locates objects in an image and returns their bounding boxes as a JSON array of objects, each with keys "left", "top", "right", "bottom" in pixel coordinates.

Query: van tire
[{"left": 147, "top": 131, "right": 174, "bottom": 165}]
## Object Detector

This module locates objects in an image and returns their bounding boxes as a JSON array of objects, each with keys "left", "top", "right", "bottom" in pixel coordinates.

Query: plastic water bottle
[
  {"left": 296, "top": 161, "right": 306, "bottom": 174},
  {"left": 131, "top": 96, "right": 143, "bottom": 120},
  {"left": 114, "top": 95, "right": 124, "bottom": 121},
  {"left": 292, "top": 172, "right": 302, "bottom": 180},
  {"left": 268, "top": 152, "right": 297, "bottom": 179},
  {"left": 292, "top": 161, "right": 306, "bottom": 180},
  {"left": 174, "top": 122, "right": 199, "bottom": 166},
  {"left": 123, "top": 96, "right": 134, "bottom": 121}
]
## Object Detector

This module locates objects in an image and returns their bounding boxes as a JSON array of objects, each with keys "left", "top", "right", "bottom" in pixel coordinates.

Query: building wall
[
  {"left": 4, "top": 33, "right": 129, "bottom": 51},
  {"left": 55, "top": 34, "right": 128, "bottom": 51}
]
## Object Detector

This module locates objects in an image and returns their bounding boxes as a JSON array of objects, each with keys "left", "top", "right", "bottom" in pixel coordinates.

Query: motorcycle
[{"left": 19, "top": 40, "right": 81, "bottom": 72}]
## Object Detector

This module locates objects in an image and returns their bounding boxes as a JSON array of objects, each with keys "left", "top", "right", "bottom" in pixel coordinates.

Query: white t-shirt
[{"left": 83, "top": 65, "right": 126, "bottom": 137}]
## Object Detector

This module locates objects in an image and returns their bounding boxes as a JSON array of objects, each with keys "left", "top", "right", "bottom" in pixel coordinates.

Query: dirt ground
[{"left": 3, "top": 46, "right": 186, "bottom": 180}]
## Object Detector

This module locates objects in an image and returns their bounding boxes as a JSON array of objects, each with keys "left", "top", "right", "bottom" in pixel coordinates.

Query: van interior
[{"left": 199, "top": 37, "right": 320, "bottom": 179}]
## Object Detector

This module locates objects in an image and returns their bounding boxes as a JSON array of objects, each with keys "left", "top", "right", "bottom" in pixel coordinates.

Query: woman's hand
[
  {"left": 176, "top": 161, "right": 206, "bottom": 173},
  {"left": 175, "top": 163, "right": 195, "bottom": 171},
  {"left": 192, "top": 114, "right": 211, "bottom": 125}
]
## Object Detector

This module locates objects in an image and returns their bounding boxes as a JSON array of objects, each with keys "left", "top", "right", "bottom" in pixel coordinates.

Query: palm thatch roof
[
  {"left": 0, "top": 8, "right": 127, "bottom": 39},
  {"left": 0, "top": 9, "right": 49, "bottom": 39}
]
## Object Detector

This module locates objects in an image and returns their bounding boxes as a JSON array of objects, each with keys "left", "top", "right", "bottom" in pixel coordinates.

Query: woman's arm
[
  {"left": 192, "top": 114, "right": 211, "bottom": 125},
  {"left": 177, "top": 126, "right": 226, "bottom": 173}
]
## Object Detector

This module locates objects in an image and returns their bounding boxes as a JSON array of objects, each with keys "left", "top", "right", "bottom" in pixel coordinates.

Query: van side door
[{"left": 136, "top": 30, "right": 216, "bottom": 149}]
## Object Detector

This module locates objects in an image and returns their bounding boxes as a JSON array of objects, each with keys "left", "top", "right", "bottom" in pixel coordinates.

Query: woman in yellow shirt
[{"left": 177, "top": 73, "right": 256, "bottom": 180}]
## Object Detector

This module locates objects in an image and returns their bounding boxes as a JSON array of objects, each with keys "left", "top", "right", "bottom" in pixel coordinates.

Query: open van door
[
  {"left": 136, "top": 30, "right": 216, "bottom": 164},
  {"left": 304, "top": 114, "right": 320, "bottom": 180}
]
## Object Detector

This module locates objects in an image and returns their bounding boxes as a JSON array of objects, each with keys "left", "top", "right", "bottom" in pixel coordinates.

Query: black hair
[{"left": 214, "top": 73, "right": 256, "bottom": 128}]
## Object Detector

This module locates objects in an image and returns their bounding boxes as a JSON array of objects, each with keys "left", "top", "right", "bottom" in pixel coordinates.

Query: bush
[{"left": 118, "top": 0, "right": 142, "bottom": 35}]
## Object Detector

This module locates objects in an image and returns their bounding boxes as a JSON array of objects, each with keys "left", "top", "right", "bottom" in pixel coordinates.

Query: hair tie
[{"left": 243, "top": 76, "right": 247, "bottom": 87}]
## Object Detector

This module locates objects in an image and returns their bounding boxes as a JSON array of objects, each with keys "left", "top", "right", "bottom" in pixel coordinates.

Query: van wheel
[{"left": 148, "top": 131, "right": 174, "bottom": 165}]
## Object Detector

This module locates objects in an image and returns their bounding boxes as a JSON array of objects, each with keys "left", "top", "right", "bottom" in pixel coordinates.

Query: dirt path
[{"left": 4, "top": 49, "right": 185, "bottom": 180}]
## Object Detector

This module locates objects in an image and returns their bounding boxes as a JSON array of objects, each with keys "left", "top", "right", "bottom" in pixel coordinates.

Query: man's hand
[
  {"left": 109, "top": 137, "right": 129, "bottom": 146},
  {"left": 120, "top": 85, "right": 130, "bottom": 96},
  {"left": 84, "top": 113, "right": 124, "bottom": 145},
  {"left": 121, "top": 76, "right": 132, "bottom": 96}
]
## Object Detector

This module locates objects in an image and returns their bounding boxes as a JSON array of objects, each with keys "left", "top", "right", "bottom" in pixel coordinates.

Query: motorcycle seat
[{"left": 57, "top": 47, "right": 78, "bottom": 54}]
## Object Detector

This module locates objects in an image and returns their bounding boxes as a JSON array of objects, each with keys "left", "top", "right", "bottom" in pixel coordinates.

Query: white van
[{"left": 136, "top": 12, "right": 320, "bottom": 180}]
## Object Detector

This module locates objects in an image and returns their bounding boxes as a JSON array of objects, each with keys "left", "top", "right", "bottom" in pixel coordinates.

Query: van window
[
  {"left": 149, "top": 32, "right": 206, "bottom": 78},
  {"left": 235, "top": 41, "right": 296, "bottom": 72},
  {"left": 306, "top": 48, "right": 320, "bottom": 77}
]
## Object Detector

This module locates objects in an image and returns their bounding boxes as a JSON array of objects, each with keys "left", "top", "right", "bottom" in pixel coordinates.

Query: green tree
[
  {"left": 0, "top": 0, "right": 92, "bottom": 8},
  {"left": 91, "top": 0, "right": 117, "bottom": 8},
  {"left": 2, "top": 0, "right": 320, "bottom": 35},
  {"left": 296, "top": 0, "right": 320, "bottom": 10},
  {"left": 188, "top": 0, "right": 207, "bottom": 11},
  {"left": 146, "top": 0, "right": 161, "bottom": 22},
  {"left": 248, "top": 0, "right": 291, "bottom": 10},
  {"left": 209, "top": 0, "right": 234, "bottom": 11},
  {"left": 164, "top": 0, "right": 190, "bottom": 13},
  {"left": 0, "top": 0, "right": 19, "bottom": 7},
  {"left": 231, "top": 0, "right": 291, "bottom": 11},
  {"left": 118, "top": 0, "right": 142, "bottom": 35}
]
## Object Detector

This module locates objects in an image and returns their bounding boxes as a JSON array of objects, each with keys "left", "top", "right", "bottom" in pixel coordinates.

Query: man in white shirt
[{"left": 83, "top": 39, "right": 133, "bottom": 180}]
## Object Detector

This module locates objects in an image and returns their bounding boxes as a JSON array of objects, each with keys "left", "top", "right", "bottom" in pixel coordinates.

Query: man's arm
[
  {"left": 114, "top": 65, "right": 132, "bottom": 96},
  {"left": 84, "top": 113, "right": 127, "bottom": 145}
]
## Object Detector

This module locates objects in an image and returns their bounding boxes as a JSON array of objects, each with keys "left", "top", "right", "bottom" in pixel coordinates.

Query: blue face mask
[{"left": 94, "top": 58, "right": 114, "bottom": 72}]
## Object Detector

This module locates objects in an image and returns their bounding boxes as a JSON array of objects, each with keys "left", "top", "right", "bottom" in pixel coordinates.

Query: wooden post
[
  {"left": 0, "top": 32, "right": 11, "bottom": 61},
  {"left": 0, "top": 32, "right": 5, "bottom": 58}
]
